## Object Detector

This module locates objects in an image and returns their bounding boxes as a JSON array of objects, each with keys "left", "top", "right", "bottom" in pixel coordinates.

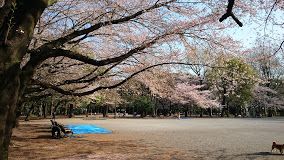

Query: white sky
[{"left": 223, "top": 11, "right": 284, "bottom": 50}]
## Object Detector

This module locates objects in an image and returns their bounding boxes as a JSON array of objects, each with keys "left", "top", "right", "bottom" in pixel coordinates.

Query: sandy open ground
[{"left": 9, "top": 117, "right": 284, "bottom": 160}]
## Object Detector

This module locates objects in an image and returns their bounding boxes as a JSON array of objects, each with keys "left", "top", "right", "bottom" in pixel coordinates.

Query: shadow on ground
[
  {"left": 214, "top": 151, "right": 284, "bottom": 160},
  {"left": 248, "top": 152, "right": 283, "bottom": 156},
  {"left": 191, "top": 148, "right": 284, "bottom": 160}
]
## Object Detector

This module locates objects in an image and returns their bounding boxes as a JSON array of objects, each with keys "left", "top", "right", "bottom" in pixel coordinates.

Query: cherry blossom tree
[
  {"left": 246, "top": 38, "right": 284, "bottom": 117},
  {"left": 172, "top": 83, "right": 219, "bottom": 108},
  {"left": 137, "top": 69, "right": 220, "bottom": 117},
  {"left": 251, "top": 85, "right": 284, "bottom": 117}
]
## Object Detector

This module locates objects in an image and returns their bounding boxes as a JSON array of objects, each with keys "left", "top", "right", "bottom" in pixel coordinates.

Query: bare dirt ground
[{"left": 9, "top": 117, "right": 284, "bottom": 160}]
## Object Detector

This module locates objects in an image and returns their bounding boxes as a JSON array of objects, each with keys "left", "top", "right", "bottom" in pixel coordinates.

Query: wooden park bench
[{"left": 50, "top": 120, "right": 73, "bottom": 138}]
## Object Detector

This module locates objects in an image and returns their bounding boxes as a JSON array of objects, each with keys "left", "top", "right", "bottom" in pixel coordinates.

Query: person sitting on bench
[
  {"left": 51, "top": 120, "right": 73, "bottom": 138},
  {"left": 54, "top": 121, "right": 73, "bottom": 136},
  {"left": 51, "top": 121, "right": 61, "bottom": 138}
]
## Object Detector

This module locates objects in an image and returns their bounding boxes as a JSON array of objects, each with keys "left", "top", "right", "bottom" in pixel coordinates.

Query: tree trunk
[
  {"left": 114, "top": 104, "right": 117, "bottom": 119},
  {"left": 102, "top": 105, "right": 109, "bottom": 118},
  {"left": 189, "top": 105, "right": 192, "bottom": 117},
  {"left": 0, "top": 65, "right": 21, "bottom": 159},
  {"left": 0, "top": 1, "right": 49, "bottom": 158},
  {"left": 42, "top": 102, "right": 46, "bottom": 118},
  {"left": 200, "top": 108, "right": 203, "bottom": 117},
  {"left": 65, "top": 101, "right": 68, "bottom": 116},
  {"left": 152, "top": 106, "right": 156, "bottom": 117},
  {"left": 221, "top": 87, "right": 227, "bottom": 117},
  {"left": 38, "top": 102, "right": 42, "bottom": 117},
  {"left": 68, "top": 104, "right": 74, "bottom": 118},
  {"left": 184, "top": 106, "right": 189, "bottom": 117},
  {"left": 169, "top": 101, "right": 172, "bottom": 116},
  {"left": 53, "top": 100, "right": 63, "bottom": 120},
  {"left": 85, "top": 108, "right": 89, "bottom": 117},
  {"left": 25, "top": 103, "right": 35, "bottom": 121},
  {"left": 208, "top": 107, "right": 212, "bottom": 117},
  {"left": 226, "top": 102, "right": 229, "bottom": 117},
  {"left": 151, "top": 95, "right": 156, "bottom": 117},
  {"left": 50, "top": 96, "right": 54, "bottom": 118}
]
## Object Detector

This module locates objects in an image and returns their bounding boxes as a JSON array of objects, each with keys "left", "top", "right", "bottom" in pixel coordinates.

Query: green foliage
[
  {"left": 132, "top": 96, "right": 154, "bottom": 115},
  {"left": 94, "top": 95, "right": 103, "bottom": 105},
  {"left": 207, "top": 57, "right": 258, "bottom": 106},
  {"left": 80, "top": 100, "right": 89, "bottom": 109}
]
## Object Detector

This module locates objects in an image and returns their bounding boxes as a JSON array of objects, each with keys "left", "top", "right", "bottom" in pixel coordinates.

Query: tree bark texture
[{"left": 0, "top": 1, "right": 48, "bottom": 159}]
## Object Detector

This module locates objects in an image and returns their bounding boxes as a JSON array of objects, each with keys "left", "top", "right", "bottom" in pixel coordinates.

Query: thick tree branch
[
  {"left": 61, "top": 62, "right": 121, "bottom": 85},
  {"left": 61, "top": 67, "right": 99, "bottom": 85},
  {"left": 219, "top": 0, "right": 243, "bottom": 27},
  {"left": 25, "top": 33, "right": 168, "bottom": 70}
]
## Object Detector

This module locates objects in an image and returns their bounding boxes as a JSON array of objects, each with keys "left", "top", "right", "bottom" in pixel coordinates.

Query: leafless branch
[
  {"left": 219, "top": 0, "right": 243, "bottom": 27},
  {"left": 32, "top": 62, "right": 215, "bottom": 96}
]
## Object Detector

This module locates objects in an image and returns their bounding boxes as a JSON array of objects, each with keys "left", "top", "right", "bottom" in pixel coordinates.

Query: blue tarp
[{"left": 66, "top": 124, "right": 112, "bottom": 134}]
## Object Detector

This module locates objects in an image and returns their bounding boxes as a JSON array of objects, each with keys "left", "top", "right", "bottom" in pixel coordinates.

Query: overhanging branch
[
  {"left": 32, "top": 62, "right": 214, "bottom": 96},
  {"left": 61, "top": 62, "right": 121, "bottom": 85},
  {"left": 25, "top": 33, "right": 168, "bottom": 70}
]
